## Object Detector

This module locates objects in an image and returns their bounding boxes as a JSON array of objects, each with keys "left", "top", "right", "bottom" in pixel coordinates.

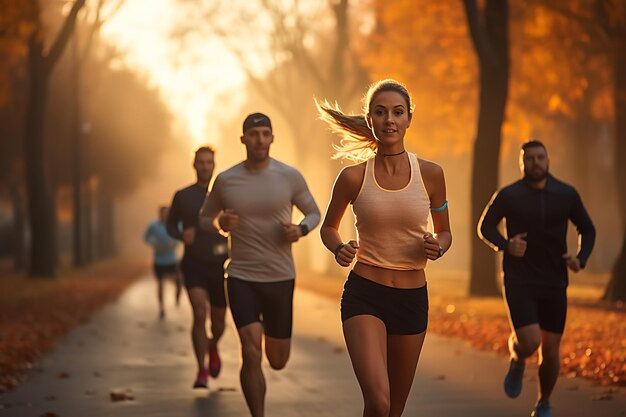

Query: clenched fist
[
  {"left": 182, "top": 227, "right": 196, "bottom": 245},
  {"left": 507, "top": 232, "right": 527, "bottom": 257},
  {"left": 423, "top": 232, "right": 442, "bottom": 260},
  {"left": 335, "top": 240, "right": 359, "bottom": 267},
  {"left": 219, "top": 209, "right": 239, "bottom": 232},
  {"left": 281, "top": 222, "right": 302, "bottom": 243}
]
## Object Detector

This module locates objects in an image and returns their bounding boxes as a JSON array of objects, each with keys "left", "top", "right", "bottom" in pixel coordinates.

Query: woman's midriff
[{"left": 352, "top": 262, "right": 426, "bottom": 289}]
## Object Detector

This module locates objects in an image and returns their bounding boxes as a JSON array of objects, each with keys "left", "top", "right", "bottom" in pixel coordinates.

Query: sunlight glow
[{"left": 101, "top": 0, "right": 247, "bottom": 148}]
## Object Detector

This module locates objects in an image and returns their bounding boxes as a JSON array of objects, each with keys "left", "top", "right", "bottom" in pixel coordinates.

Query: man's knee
[
  {"left": 265, "top": 337, "right": 290, "bottom": 370},
  {"left": 516, "top": 332, "right": 541, "bottom": 355},
  {"left": 192, "top": 309, "right": 206, "bottom": 327},
  {"left": 266, "top": 350, "right": 289, "bottom": 370}
]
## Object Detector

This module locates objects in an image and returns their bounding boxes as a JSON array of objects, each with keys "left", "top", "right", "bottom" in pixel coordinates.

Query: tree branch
[{"left": 46, "top": 0, "right": 87, "bottom": 67}]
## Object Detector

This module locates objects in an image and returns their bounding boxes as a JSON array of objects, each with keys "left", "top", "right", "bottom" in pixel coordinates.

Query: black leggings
[{"left": 341, "top": 271, "right": 428, "bottom": 335}]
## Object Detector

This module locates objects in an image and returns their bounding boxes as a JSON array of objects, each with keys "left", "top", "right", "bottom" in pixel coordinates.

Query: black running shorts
[
  {"left": 504, "top": 284, "right": 567, "bottom": 334},
  {"left": 153, "top": 263, "right": 179, "bottom": 280},
  {"left": 227, "top": 277, "right": 295, "bottom": 339},
  {"left": 341, "top": 271, "right": 428, "bottom": 335},
  {"left": 180, "top": 257, "right": 227, "bottom": 308}
]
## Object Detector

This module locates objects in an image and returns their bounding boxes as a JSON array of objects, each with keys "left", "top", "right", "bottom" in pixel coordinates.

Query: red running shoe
[
  {"left": 193, "top": 368, "right": 208, "bottom": 389},
  {"left": 208, "top": 346, "right": 221, "bottom": 378}
]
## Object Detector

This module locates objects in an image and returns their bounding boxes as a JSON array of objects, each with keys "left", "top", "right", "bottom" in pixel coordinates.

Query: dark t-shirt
[
  {"left": 479, "top": 175, "right": 595, "bottom": 287},
  {"left": 166, "top": 183, "right": 227, "bottom": 265}
]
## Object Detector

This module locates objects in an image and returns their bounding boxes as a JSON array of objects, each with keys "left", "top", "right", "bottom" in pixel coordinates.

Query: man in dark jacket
[
  {"left": 478, "top": 141, "right": 595, "bottom": 417},
  {"left": 167, "top": 146, "right": 228, "bottom": 389}
]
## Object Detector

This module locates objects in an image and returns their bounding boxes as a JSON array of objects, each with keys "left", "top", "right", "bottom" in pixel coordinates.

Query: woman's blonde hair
[{"left": 316, "top": 79, "right": 414, "bottom": 162}]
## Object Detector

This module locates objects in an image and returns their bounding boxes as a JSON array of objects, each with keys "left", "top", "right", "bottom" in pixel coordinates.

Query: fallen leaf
[{"left": 110, "top": 390, "right": 134, "bottom": 402}]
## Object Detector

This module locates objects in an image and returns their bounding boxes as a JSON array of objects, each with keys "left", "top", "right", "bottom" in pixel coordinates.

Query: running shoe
[
  {"left": 209, "top": 346, "right": 221, "bottom": 378},
  {"left": 193, "top": 368, "right": 209, "bottom": 389},
  {"left": 503, "top": 358, "right": 525, "bottom": 398},
  {"left": 530, "top": 400, "right": 552, "bottom": 417}
]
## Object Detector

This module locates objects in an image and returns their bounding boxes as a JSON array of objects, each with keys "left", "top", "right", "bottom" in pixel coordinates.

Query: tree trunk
[
  {"left": 96, "top": 187, "right": 116, "bottom": 259},
  {"left": 83, "top": 181, "right": 94, "bottom": 263},
  {"left": 24, "top": 41, "right": 58, "bottom": 277},
  {"left": 603, "top": 36, "right": 626, "bottom": 301},
  {"left": 9, "top": 180, "right": 28, "bottom": 271},
  {"left": 465, "top": 0, "right": 510, "bottom": 296},
  {"left": 23, "top": 0, "right": 86, "bottom": 277},
  {"left": 71, "top": 31, "right": 85, "bottom": 267}
]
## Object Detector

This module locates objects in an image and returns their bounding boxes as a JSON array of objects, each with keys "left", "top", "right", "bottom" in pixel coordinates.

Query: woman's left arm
[{"left": 421, "top": 160, "right": 452, "bottom": 259}]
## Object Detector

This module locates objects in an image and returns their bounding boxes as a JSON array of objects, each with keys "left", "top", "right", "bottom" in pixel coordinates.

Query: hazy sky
[{"left": 101, "top": 0, "right": 247, "bottom": 147}]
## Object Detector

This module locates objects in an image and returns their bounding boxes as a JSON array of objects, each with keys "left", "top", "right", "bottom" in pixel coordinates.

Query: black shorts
[
  {"left": 504, "top": 284, "right": 567, "bottom": 334},
  {"left": 153, "top": 263, "right": 179, "bottom": 280},
  {"left": 227, "top": 277, "right": 295, "bottom": 339},
  {"left": 341, "top": 271, "right": 428, "bottom": 335},
  {"left": 180, "top": 257, "right": 227, "bottom": 308}
]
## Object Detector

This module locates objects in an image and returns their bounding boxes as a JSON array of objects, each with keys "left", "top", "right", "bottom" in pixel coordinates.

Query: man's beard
[
  {"left": 197, "top": 171, "right": 213, "bottom": 182},
  {"left": 524, "top": 167, "right": 548, "bottom": 182}
]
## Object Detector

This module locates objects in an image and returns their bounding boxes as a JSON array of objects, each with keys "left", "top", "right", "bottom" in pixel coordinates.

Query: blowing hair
[{"left": 316, "top": 79, "right": 414, "bottom": 162}]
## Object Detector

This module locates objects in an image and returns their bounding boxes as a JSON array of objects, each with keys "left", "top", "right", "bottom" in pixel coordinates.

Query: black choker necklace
[{"left": 380, "top": 150, "right": 406, "bottom": 157}]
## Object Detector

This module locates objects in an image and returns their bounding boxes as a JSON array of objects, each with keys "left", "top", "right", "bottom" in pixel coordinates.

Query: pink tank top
[{"left": 352, "top": 153, "right": 431, "bottom": 270}]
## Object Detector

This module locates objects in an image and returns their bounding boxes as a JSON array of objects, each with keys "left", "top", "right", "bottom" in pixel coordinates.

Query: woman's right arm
[{"left": 320, "top": 164, "right": 363, "bottom": 266}]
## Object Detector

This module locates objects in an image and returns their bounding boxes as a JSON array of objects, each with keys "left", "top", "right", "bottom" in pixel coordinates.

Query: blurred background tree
[{"left": 0, "top": 0, "right": 184, "bottom": 277}]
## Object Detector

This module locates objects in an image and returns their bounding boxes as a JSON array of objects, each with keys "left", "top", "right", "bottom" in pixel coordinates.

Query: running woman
[{"left": 317, "top": 79, "right": 452, "bottom": 417}]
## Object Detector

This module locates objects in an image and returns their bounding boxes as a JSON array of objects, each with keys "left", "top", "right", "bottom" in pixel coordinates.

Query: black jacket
[
  {"left": 479, "top": 174, "right": 595, "bottom": 287},
  {"left": 166, "top": 184, "right": 227, "bottom": 265}
]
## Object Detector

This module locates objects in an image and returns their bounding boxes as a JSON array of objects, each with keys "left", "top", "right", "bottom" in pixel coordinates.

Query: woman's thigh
[{"left": 343, "top": 315, "right": 389, "bottom": 397}]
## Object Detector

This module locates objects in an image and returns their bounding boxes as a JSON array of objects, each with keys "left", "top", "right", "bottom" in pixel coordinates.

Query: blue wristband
[{"left": 431, "top": 200, "right": 448, "bottom": 212}]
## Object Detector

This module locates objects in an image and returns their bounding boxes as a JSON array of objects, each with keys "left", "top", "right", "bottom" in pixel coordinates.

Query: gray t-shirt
[{"left": 203, "top": 158, "right": 320, "bottom": 282}]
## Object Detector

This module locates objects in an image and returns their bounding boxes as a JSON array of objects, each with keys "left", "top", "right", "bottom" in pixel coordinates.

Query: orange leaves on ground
[
  {"left": 428, "top": 295, "right": 626, "bottom": 387},
  {"left": 0, "top": 259, "right": 148, "bottom": 392}
]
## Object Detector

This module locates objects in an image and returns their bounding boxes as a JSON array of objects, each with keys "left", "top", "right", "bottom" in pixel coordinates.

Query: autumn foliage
[
  {"left": 0, "top": 259, "right": 148, "bottom": 392},
  {"left": 428, "top": 294, "right": 626, "bottom": 387}
]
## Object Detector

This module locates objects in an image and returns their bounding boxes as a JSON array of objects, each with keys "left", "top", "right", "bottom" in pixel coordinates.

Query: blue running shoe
[
  {"left": 503, "top": 358, "right": 525, "bottom": 398},
  {"left": 531, "top": 400, "right": 552, "bottom": 417}
]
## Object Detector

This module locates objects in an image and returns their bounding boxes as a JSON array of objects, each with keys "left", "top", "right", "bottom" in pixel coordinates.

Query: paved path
[{"left": 1, "top": 276, "right": 624, "bottom": 416}]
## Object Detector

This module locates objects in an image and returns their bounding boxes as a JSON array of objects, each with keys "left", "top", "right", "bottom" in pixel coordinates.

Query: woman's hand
[
  {"left": 335, "top": 240, "right": 359, "bottom": 267},
  {"left": 423, "top": 233, "right": 443, "bottom": 260}
]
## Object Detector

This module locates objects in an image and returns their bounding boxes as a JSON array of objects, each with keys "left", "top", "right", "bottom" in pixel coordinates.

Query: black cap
[{"left": 242, "top": 112, "right": 272, "bottom": 134}]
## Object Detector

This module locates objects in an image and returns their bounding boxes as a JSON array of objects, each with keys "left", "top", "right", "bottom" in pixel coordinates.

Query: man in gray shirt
[{"left": 200, "top": 112, "right": 320, "bottom": 417}]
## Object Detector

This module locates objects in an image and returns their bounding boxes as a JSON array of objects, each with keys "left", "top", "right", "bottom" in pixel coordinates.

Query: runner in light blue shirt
[{"left": 144, "top": 206, "right": 182, "bottom": 319}]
